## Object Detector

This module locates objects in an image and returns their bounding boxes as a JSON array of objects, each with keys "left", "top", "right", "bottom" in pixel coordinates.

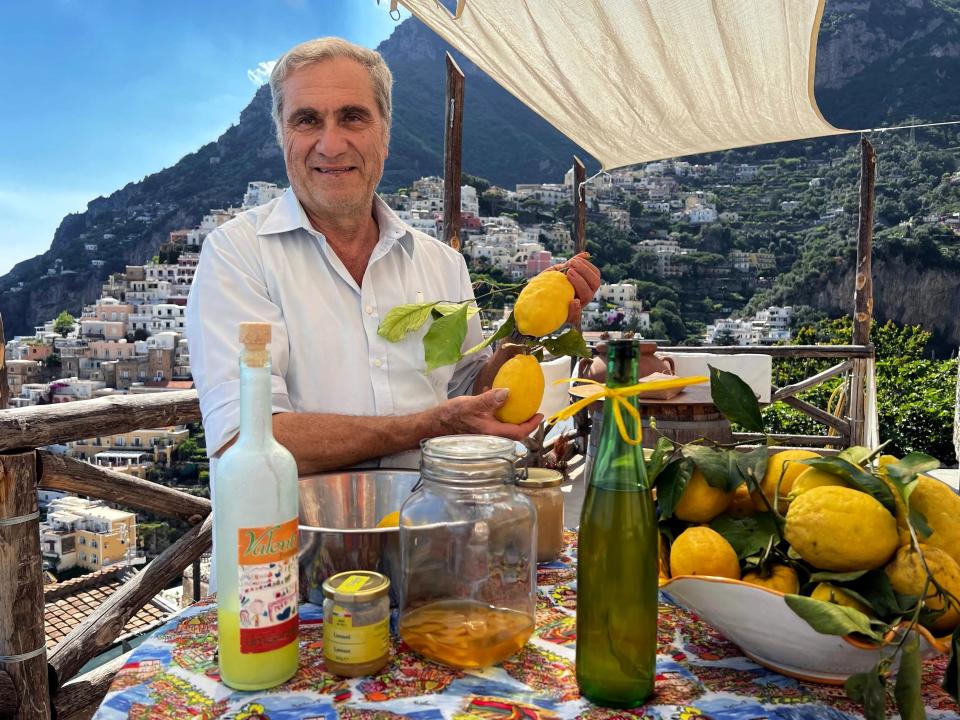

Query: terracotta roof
[
  {"left": 44, "top": 564, "right": 178, "bottom": 650},
  {"left": 142, "top": 379, "right": 194, "bottom": 390}
]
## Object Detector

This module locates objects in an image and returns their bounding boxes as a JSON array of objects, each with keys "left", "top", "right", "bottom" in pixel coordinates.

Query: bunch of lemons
[
  {"left": 490, "top": 272, "right": 575, "bottom": 424},
  {"left": 663, "top": 450, "right": 960, "bottom": 636}
]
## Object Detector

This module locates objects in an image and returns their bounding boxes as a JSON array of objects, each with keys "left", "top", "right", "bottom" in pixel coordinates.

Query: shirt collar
[{"left": 260, "top": 187, "right": 415, "bottom": 258}]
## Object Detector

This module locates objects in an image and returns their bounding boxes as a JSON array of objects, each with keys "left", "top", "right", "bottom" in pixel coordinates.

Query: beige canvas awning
[{"left": 395, "top": 0, "right": 853, "bottom": 169}]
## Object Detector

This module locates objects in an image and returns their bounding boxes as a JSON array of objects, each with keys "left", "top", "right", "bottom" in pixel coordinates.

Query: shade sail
[{"left": 395, "top": 0, "right": 853, "bottom": 169}]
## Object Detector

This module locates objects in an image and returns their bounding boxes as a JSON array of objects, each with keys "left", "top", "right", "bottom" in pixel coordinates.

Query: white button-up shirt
[{"left": 185, "top": 188, "right": 489, "bottom": 468}]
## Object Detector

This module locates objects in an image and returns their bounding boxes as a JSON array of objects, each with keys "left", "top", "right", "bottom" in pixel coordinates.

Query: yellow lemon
[
  {"left": 514, "top": 272, "right": 575, "bottom": 337},
  {"left": 376, "top": 511, "right": 400, "bottom": 528},
  {"left": 784, "top": 486, "right": 899, "bottom": 572},
  {"left": 788, "top": 467, "right": 847, "bottom": 501},
  {"left": 885, "top": 544, "right": 960, "bottom": 634},
  {"left": 742, "top": 565, "right": 799, "bottom": 594},
  {"left": 669, "top": 526, "right": 741, "bottom": 580},
  {"left": 905, "top": 477, "right": 960, "bottom": 567},
  {"left": 752, "top": 449, "right": 821, "bottom": 512},
  {"left": 810, "top": 582, "right": 873, "bottom": 615},
  {"left": 491, "top": 354, "right": 545, "bottom": 424},
  {"left": 674, "top": 469, "right": 733, "bottom": 523},
  {"left": 726, "top": 483, "right": 755, "bottom": 518}
]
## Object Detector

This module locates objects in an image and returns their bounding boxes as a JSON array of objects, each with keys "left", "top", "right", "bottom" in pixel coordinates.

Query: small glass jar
[
  {"left": 399, "top": 435, "right": 536, "bottom": 669},
  {"left": 517, "top": 468, "right": 564, "bottom": 562},
  {"left": 322, "top": 570, "right": 390, "bottom": 677}
]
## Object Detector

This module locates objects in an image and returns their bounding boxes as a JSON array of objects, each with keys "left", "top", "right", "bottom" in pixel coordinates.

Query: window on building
[
  {"left": 133, "top": 437, "right": 141, "bottom": 447},
  {"left": 79, "top": 537, "right": 86, "bottom": 545},
  {"left": 91, "top": 540, "right": 98, "bottom": 548},
  {"left": 116, "top": 437, "right": 124, "bottom": 447},
  {"left": 80, "top": 553, "right": 86, "bottom": 562}
]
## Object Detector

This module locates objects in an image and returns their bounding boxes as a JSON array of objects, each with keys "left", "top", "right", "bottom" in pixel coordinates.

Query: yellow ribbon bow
[{"left": 546, "top": 375, "right": 710, "bottom": 446}]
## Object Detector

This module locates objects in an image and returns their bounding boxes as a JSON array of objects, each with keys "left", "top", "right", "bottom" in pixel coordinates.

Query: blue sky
[{"left": 0, "top": 0, "right": 406, "bottom": 276}]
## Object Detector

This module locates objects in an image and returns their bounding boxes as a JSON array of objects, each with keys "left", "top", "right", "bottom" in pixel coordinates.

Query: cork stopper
[
  {"left": 239, "top": 322, "right": 271, "bottom": 348},
  {"left": 239, "top": 322, "right": 270, "bottom": 367}
]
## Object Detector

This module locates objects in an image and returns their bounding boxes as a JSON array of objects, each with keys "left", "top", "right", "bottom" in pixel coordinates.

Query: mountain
[{"left": 2, "top": 0, "right": 960, "bottom": 338}]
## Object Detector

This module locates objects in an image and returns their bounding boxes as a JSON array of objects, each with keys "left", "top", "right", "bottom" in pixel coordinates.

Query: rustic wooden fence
[
  {"left": 661, "top": 344, "right": 874, "bottom": 448},
  {"left": 0, "top": 390, "right": 208, "bottom": 720}
]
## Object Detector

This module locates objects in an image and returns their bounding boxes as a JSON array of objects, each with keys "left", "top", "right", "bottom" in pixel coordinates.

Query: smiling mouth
[{"left": 313, "top": 167, "right": 356, "bottom": 175}]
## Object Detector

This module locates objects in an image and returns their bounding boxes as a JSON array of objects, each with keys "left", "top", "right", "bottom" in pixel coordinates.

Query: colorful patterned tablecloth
[{"left": 94, "top": 535, "right": 958, "bottom": 720}]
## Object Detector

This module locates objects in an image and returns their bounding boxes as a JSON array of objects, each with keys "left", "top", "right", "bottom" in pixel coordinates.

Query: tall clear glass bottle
[
  {"left": 214, "top": 322, "right": 299, "bottom": 689},
  {"left": 576, "top": 339, "right": 658, "bottom": 707}
]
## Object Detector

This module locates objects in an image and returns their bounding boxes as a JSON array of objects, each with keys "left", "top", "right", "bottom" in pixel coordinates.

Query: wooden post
[
  {"left": 0, "top": 451, "right": 51, "bottom": 719},
  {"left": 849, "top": 137, "right": 876, "bottom": 446},
  {"left": 572, "top": 156, "right": 587, "bottom": 255},
  {"left": 443, "top": 52, "right": 465, "bottom": 252},
  {"left": 0, "top": 311, "right": 9, "bottom": 410}
]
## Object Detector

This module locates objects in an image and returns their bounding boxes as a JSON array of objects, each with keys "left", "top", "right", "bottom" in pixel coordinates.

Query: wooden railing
[
  {"left": 661, "top": 344, "right": 875, "bottom": 449},
  {"left": 0, "top": 391, "right": 208, "bottom": 720}
]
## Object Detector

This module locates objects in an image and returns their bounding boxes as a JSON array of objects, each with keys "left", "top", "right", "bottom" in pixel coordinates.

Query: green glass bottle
[{"left": 576, "top": 339, "right": 658, "bottom": 708}]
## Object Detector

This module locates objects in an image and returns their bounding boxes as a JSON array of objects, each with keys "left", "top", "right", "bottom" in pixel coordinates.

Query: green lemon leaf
[
  {"left": 709, "top": 513, "right": 780, "bottom": 560},
  {"left": 681, "top": 445, "right": 737, "bottom": 491},
  {"left": 655, "top": 458, "right": 694, "bottom": 520},
  {"left": 785, "top": 594, "right": 885, "bottom": 642},
  {"left": 884, "top": 452, "right": 941, "bottom": 486},
  {"left": 838, "top": 445, "right": 873, "bottom": 466},
  {"left": 708, "top": 365, "right": 764, "bottom": 433},
  {"left": 908, "top": 507, "right": 934, "bottom": 539},
  {"left": 808, "top": 570, "right": 870, "bottom": 583},
  {"left": 378, "top": 301, "right": 440, "bottom": 342},
  {"left": 798, "top": 457, "right": 896, "bottom": 514},
  {"left": 894, "top": 633, "right": 925, "bottom": 720},
  {"left": 943, "top": 626, "right": 959, "bottom": 701},
  {"left": 848, "top": 570, "right": 910, "bottom": 617},
  {"left": 845, "top": 663, "right": 888, "bottom": 720},
  {"left": 540, "top": 328, "right": 590, "bottom": 358},
  {"left": 433, "top": 301, "right": 480, "bottom": 318},
  {"left": 645, "top": 436, "right": 675, "bottom": 486},
  {"left": 422, "top": 303, "right": 469, "bottom": 372},
  {"left": 463, "top": 312, "right": 515, "bottom": 356},
  {"left": 736, "top": 446, "right": 769, "bottom": 491}
]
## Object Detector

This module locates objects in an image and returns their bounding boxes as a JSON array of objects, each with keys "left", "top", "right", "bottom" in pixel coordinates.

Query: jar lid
[
  {"left": 518, "top": 468, "right": 563, "bottom": 488},
  {"left": 420, "top": 435, "right": 525, "bottom": 486},
  {"left": 322, "top": 571, "right": 390, "bottom": 602},
  {"left": 422, "top": 435, "right": 520, "bottom": 462}
]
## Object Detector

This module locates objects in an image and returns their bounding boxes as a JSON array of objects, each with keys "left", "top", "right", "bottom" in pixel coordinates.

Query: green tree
[{"left": 53, "top": 311, "right": 76, "bottom": 338}]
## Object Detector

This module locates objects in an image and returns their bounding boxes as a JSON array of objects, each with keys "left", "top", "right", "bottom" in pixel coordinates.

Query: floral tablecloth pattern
[{"left": 94, "top": 534, "right": 957, "bottom": 720}]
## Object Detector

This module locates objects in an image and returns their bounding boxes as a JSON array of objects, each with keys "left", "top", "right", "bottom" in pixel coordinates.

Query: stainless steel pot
[{"left": 297, "top": 470, "right": 419, "bottom": 605}]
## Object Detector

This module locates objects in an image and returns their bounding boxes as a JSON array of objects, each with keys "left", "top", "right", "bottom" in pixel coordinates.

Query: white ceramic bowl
[{"left": 661, "top": 575, "right": 950, "bottom": 684}]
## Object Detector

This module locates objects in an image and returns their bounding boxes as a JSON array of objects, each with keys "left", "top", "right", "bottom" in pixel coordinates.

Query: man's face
[{"left": 280, "top": 57, "right": 389, "bottom": 226}]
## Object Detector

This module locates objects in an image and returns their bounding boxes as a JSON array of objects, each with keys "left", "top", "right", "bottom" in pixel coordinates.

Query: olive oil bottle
[
  {"left": 576, "top": 339, "right": 658, "bottom": 707},
  {"left": 214, "top": 322, "right": 299, "bottom": 689}
]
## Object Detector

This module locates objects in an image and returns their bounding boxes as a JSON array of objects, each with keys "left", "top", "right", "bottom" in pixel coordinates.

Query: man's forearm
[{"left": 272, "top": 408, "right": 442, "bottom": 474}]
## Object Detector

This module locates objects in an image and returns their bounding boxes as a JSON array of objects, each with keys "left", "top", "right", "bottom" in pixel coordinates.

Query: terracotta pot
[{"left": 638, "top": 341, "right": 675, "bottom": 379}]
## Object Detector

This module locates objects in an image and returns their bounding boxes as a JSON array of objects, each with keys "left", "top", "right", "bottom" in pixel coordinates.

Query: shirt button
[
  {"left": 365, "top": 304, "right": 374, "bottom": 315},
  {"left": 373, "top": 358, "right": 383, "bottom": 368}
]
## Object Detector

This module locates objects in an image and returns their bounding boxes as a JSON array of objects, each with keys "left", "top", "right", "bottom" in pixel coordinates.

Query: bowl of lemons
[{"left": 657, "top": 450, "right": 958, "bottom": 683}]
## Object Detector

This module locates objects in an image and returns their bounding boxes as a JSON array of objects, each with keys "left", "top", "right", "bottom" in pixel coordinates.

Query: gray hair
[{"left": 269, "top": 37, "right": 393, "bottom": 144}]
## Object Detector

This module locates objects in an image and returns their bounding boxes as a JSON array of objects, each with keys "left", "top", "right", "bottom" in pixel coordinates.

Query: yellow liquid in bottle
[
  {"left": 399, "top": 599, "right": 534, "bottom": 668},
  {"left": 217, "top": 609, "right": 299, "bottom": 690}
]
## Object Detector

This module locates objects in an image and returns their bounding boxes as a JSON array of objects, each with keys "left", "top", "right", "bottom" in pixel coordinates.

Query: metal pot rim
[{"left": 298, "top": 523, "right": 398, "bottom": 535}]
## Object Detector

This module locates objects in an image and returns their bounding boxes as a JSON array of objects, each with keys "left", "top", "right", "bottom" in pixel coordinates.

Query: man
[{"left": 186, "top": 37, "right": 600, "bottom": 471}]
